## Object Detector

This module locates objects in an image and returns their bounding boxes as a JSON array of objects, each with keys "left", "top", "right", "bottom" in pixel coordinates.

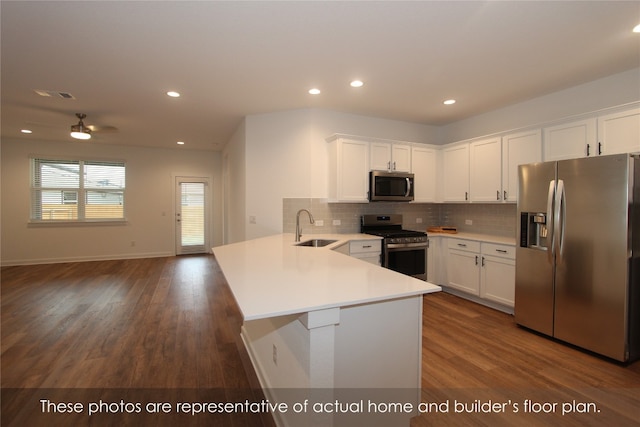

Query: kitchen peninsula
[{"left": 213, "top": 233, "right": 441, "bottom": 426}]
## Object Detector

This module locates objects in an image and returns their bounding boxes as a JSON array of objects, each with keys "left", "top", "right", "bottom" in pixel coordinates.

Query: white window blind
[
  {"left": 180, "top": 182, "right": 205, "bottom": 246},
  {"left": 31, "top": 158, "right": 126, "bottom": 222}
]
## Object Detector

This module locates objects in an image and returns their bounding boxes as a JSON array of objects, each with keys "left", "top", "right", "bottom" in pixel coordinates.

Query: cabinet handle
[
  {"left": 465, "top": 191, "right": 468, "bottom": 201},
  {"left": 481, "top": 256, "right": 485, "bottom": 267},
  {"left": 598, "top": 142, "right": 602, "bottom": 155},
  {"left": 387, "top": 161, "right": 391, "bottom": 171},
  {"left": 586, "top": 143, "right": 591, "bottom": 156},
  {"left": 496, "top": 249, "right": 508, "bottom": 253},
  {"left": 457, "top": 243, "right": 467, "bottom": 247},
  {"left": 504, "top": 190, "right": 508, "bottom": 201},
  {"left": 363, "top": 245, "right": 372, "bottom": 248},
  {"left": 393, "top": 161, "right": 397, "bottom": 170},
  {"left": 497, "top": 190, "right": 500, "bottom": 201},
  {"left": 475, "top": 255, "right": 479, "bottom": 265}
]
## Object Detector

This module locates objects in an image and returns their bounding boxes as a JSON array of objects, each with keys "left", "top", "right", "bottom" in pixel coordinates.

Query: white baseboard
[{"left": 0, "top": 251, "right": 175, "bottom": 267}]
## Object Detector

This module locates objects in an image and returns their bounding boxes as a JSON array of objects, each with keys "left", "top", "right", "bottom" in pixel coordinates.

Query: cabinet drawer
[
  {"left": 350, "top": 239, "right": 381, "bottom": 254},
  {"left": 482, "top": 242, "right": 515, "bottom": 259},
  {"left": 447, "top": 239, "right": 480, "bottom": 252}
]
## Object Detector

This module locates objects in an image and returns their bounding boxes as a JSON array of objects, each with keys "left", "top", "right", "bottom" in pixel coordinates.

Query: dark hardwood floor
[{"left": 2, "top": 255, "right": 639, "bottom": 426}]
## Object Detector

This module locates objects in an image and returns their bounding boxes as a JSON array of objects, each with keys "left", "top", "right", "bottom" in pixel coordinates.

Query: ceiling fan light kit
[{"left": 70, "top": 113, "right": 92, "bottom": 140}]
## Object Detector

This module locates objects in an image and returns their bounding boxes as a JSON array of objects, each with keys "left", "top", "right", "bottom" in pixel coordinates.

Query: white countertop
[
  {"left": 212, "top": 233, "right": 441, "bottom": 321},
  {"left": 428, "top": 231, "right": 516, "bottom": 246}
]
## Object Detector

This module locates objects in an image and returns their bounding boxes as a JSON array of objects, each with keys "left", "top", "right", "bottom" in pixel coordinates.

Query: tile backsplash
[{"left": 283, "top": 198, "right": 516, "bottom": 238}]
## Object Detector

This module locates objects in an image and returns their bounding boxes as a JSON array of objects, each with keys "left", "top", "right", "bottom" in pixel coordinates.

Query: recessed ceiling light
[
  {"left": 350, "top": 80, "right": 364, "bottom": 88},
  {"left": 308, "top": 88, "right": 321, "bottom": 95},
  {"left": 167, "top": 91, "right": 181, "bottom": 97},
  {"left": 177, "top": 141, "right": 185, "bottom": 145},
  {"left": 634, "top": 24, "right": 640, "bottom": 33},
  {"left": 21, "top": 129, "right": 33, "bottom": 134},
  {"left": 443, "top": 99, "right": 456, "bottom": 105}
]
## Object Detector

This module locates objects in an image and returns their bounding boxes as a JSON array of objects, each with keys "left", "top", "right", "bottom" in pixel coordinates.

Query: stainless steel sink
[{"left": 295, "top": 239, "right": 337, "bottom": 247}]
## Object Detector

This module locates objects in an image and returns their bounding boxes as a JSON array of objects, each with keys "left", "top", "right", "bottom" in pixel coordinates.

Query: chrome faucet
[{"left": 295, "top": 209, "right": 315, "bottom": 242}]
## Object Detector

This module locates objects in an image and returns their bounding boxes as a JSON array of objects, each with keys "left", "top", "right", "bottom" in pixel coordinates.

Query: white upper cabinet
[
  {"left": 543, "top": 119, "right": 596, "bottom": 160},
  {"left": 411, "top": 145, "right": 437, "bottom": 202},
  {"left": 543, "top": 107, "right": 640, "bottom": 161},
  {"left": 327, "top": 136, "right": 370, "bottom": 202},
  {"left": 469, "top": 137, "right": 502, "bottom": 202},
  {"left": 370, "top": 141, "right": 411, "bottom": 172},
  {"left": 597, "top": 108, "right": 640, "bottom": 156},
  {"left": 502, "top": 129, "right": 542, "bottom": 202},
  {"left": 442, "top": 143, "right": 469, "bottom": 202},
  {"left": 370, "top": 142, "right": 391, "bottom": 171}
]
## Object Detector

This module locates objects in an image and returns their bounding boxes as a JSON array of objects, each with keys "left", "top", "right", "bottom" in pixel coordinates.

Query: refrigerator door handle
[
  {"left": 555, "top": 179, "right": 566, "bottom": 262},
  {"left": 546, "top": 179, "right": 556, "bottom": 263}
]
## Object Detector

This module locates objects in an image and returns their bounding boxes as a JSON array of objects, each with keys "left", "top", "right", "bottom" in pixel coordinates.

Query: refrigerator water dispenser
[{"left": 520, "top": 212, "right": 548, "bottom": 249}]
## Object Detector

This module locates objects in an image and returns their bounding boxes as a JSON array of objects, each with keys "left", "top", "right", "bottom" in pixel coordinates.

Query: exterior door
[{"left": 176, "top": 177, "right": 209, "bottom": 255}]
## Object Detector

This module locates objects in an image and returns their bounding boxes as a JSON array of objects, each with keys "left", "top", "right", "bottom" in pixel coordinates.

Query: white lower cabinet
[
  {"left": 446, "top": 239, "right": 481, "bottom": 295},
  {"left": 335, "top": 239, "right": 381, "bottom": 265},
  {"left": 480, "top": 243, "right": 515, "bottom": 306},
  {"left": 445, "top": 238, "right": 515, "bottom": 309}
]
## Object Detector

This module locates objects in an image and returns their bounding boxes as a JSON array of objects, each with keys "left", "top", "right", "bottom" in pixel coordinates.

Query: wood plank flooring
[
  {"left": 2, "top": 255, "right": 639, "bottom": 426},
  {"left": 415, "top": 292, "right": 640, "bottom": 427},
  {"left": 1, "top": 256, "right": 275, "bottom": 427}
]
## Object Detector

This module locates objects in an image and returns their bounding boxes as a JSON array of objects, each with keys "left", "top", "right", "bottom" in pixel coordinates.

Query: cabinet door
[
  {"left": 392, "top": 143, "right": 412, "bottom": 172},
  {"left": 411, "top": 145, "right": 437, "bottom": 202},
  {"left": 598, "top": 108, "right": 640, "bottom": 156},
  {"left": 447, "top": 248, "right": 480, "bottom": 295},
  {"left": 470, "top": 137, "right": 502, "bottom": 202},
  {"left": 426, "top": 236, "right": 438, "bottom": 283},
  {"left": 370, "top": 142, "right": 392, "bottom": 171},
  {"left": 442, "top": 144, "right": 470, "bottom": 202},
  {"left": 481, "top": 254, "right": 515, "bottom": 307},
  {"left": 352, "top": 253, "right": 381, "bottom": 266},
  {"left": 502, "top": 129, "right": 542, "bottom": 203},
  {"left": 332, "top": 138, "right": 369, "bottom": 201},
  {"left": 543, "top": 119, "right": 596, "bottom": 161}
]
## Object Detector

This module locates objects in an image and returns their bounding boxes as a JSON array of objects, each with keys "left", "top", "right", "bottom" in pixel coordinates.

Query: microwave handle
[{"left": 405, "top": 177, "right": 412, "bottom": 197}]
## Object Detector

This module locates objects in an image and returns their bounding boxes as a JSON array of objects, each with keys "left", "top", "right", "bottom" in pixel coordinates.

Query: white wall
[
  {"left": 245, "top": 109, "right": 314, "bottom": 240},
  {"left": 440, "top": 68, "right": 640, "bottom": 144},
  {"left": 223, "top": 119, "right": 247, "bottom": 244},
  {"left": 1, "top": 139, "right": 222, "bottom": 265}
]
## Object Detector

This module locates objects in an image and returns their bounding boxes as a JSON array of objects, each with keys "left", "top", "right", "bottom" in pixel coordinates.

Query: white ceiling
[{"left": 2, "top": 1, "right": 639, "bottom": 151}]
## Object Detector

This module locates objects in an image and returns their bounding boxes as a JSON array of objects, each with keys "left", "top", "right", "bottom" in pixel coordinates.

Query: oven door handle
[
  {"left": 405, "top": 177, "right": 412, "bottom": 197},
  {"left": 386, "top": 242, "right": 428, "bottom": 249}
]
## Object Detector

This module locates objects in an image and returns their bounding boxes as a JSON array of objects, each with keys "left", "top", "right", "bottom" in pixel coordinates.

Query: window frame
[{"left": 30, "top": 157, "right": 127, "bottom": 225}]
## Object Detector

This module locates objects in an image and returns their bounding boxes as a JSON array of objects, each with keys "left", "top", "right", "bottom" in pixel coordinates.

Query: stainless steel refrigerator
[{"left": 515, "top": 153, "right": 639, "bottom": 362}]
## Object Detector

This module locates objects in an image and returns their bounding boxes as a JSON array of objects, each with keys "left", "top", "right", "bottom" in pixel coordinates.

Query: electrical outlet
[
  {"left": 332, "top": 219, "right": 341, "bottom": 226},
  {"left": 465, "top": 219, "right": 473, "bottom": 225},
  {"left": 249, "top": 215, "right": 257, "bottom": 224},
  {"left": 315, "top": 220, "right": 324, "bottom": 226},
  {"left": 272, "top": 344, "right": 278, "bottom": 366},
  {"left": 416, "top": 218, "right": 423, "bottom": 224}
]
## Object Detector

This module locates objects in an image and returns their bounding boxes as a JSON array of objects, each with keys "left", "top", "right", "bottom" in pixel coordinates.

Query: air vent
[{"left": 33, "top": 89, "right": 75, "bottom": 99}]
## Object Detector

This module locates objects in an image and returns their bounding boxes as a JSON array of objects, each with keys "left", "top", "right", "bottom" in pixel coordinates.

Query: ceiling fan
[{"left": 70, "top": 113, "right": 118, "bottom": 140}]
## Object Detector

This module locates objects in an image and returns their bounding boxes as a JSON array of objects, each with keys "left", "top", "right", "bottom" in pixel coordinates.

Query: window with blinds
[{"left": 31, "top": 158, "right": 126, "bottom": 222}]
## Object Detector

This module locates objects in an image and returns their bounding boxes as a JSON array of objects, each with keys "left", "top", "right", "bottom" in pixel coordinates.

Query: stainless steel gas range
[{"left": 361, "top": 214, "right": 428, "bottom": 281}]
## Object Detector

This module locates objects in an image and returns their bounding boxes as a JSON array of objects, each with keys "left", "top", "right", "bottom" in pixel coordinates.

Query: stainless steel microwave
[{"left": 369, "top": 171, "right": 414, "bottom": 202}]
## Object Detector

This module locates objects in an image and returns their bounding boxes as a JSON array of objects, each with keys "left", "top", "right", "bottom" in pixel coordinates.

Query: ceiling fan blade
[{"left": 87, "top": 124, "right": 118, "bottom": 133}]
